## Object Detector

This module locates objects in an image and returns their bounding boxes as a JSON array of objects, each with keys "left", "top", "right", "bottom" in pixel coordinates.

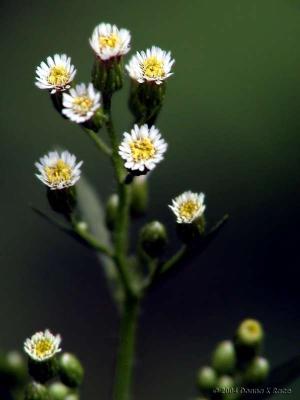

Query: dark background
[{"left": 0, "top": 0, "right": 299, "bottom": 399}]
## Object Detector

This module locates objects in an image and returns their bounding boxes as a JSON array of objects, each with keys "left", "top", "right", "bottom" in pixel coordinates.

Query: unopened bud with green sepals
[
  {"left": 244, "top": 356, "right": 270, "bottom": 384},
  {"left": 212, "top": 340, "right": 236, "bottom": 375},
  {"left": 197, "top": 366, "right": 217, "bottom": 392},
  {"left": 48, "top": 382, "right": 71, "bottom": 400},
  {"left": 130, "top": 175, "right": 148, "bottom": 216},
  {"left": 24, "top": 382, "right": 49, "bottom": 400},
  {"left": 0, "top": 351, "right": 27, "bottom": 388},
  {"left": 139, "top": 221, "right": 168, "bottom": 258},
  {"left": 58, "top": 353, "right": 84, "bottom": 388},
  {"left": 105, "top": 194, "right": 119, "bottom": 230}
]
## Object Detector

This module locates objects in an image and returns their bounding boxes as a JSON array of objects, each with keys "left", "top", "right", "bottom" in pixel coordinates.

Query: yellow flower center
[
  {"left": 142, "top": 56, "right": 165, "bottom": 79},
  {"left": 48, "top": 66, "right": 70, "bottom": 86},
  {"left": 45, "top": 159, "right": 72, "bottom": 185},
  {"left": 73, "top": 96, "right": 93, "bottom": 115},
  {"left": 34, "top": 339, "right": 54, "bottom": 358},
  {"left": 243, "top": 320, "right": 261, "bottom": 336},
  {"left": 130, "top": 138, "right": 156, "bottom": 162},
  {"left": 99, "top": 34, "right": 120, "bottom": 48},
  {"left": 179, "top": 200, "right": 199, "bottom": 220}
]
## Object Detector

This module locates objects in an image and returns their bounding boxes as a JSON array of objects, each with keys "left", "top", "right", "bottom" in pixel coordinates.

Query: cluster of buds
[
  {"left": 23, "top": 330, "right": 84, "bottom": 400},
  {"left": 196, "top": 319, "right": 270, "bottom": 400}
]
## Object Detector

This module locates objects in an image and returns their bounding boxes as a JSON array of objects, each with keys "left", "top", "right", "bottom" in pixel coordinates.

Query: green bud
[
  {"left": 0, "top": 351, "right": 27, "bottom": 387},
  {"left": 236, "top": 319, "right": 264, "bottom": 347},
  {"left": 212, "top": 341, "right": 236, "bottom": 375},
  {"left": 28, "top": 357, "right": 58, "bottom": 383},
  {"left": 197, "top": 366, "right": 217, "bottom": 392},
  {"left": 139, "top": 221, "right": 168, "bottom": 258},
  {"left": 92, "top": 57, "right": 123, "bottom": 104},
  {"left": 58, "top": 353, "right": 84, "bottom": 388},
  {"left": 48, "top": 382, "right": 70, "bottom": 400},
  {"left": 129, "top": 81, "right": 166, "bottom": 125},
  {"left": 235, "top": 319, "right": 264, "bottom": 365},
  {"left": 105, "top": 194, "right": 119, "bottom": 230},
  {"left": 47, "top": 187, "right": 77, "bottom": 217},
  {"left": 244, "top": 357, "right": 270, "bottom": 384},
  {"left": 217, "top": 376, "right": 237, "bottom": 400},
  {"left": 65, "top": 395, "right": 79, "bottom": 400},
  {"left": 130, "top": 175, "right": 148, "bottom": 216},
  {"left": 24, "top": 382, "right": 49, "bottom": 400}
]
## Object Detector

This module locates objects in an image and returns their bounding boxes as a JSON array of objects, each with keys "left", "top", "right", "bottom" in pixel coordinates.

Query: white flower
[
  {"left": 89, "top": 23, "right": 131, "bottom": 61},
  {"left": 62, "top": 83, "right": 101, "bottom": 123},
  {"left": 35, "top": 150, "right": 83, "bottom": 190},
  {"left": 119, "top": 124, "right": 168, "bottom": 172},
  {"left": 126, "top": 46, "right": 175, "bottom": 84},
  {"left": 35, "top": 54, "right": 76, "bottom": 94},
  {"left": 169, "top": 191, "right": 206, "bottom": 224},
  {"left": 24, "top": 330, "right": 61, "bottom": 362}
]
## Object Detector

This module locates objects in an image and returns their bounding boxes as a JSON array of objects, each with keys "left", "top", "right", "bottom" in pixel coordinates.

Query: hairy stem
[{"left": 113, "top": 297, "right": 140, "bottom": 400}]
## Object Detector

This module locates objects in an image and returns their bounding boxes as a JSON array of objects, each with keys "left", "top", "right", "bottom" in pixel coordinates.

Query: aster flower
[
  {"left": 169, "top": 191, "right": 206, "bottom": 224},
  {"left": 35, "top": 151, "right": 83, "bottom": 190},
  {"left": 62, "top": 83, "right": 101, "bottom": 123},
  {"left": 89, "top": 23, "right": 131, "bottom": 61},
  {"left": 24, "top": 330, "right": 61, "bottom": 362},
  {"left": 119, "top": 124, "right": 167, "bottom": 172},
  {"left": 35, "top": 54, "right": 76, "bottom": 94},
  {"left": 126, "top": 46, "right": 174, "bottom": 85}
]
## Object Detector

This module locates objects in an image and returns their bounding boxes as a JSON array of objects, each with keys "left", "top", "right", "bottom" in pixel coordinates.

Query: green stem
[
  {"left": 160, "top": 245, "right": 187, "bottom": 275},
  {"left": 83, "top": 127, "right": 112, "bottom": 156},
  {"left": 105, "top": 102, "right": 133, "bottom": 297},
  {"left": 73, "top": 222, "right": 114, "bottom": 258},
  {"left": 113, "top": 297, "right": 140, "bottom": 400}
]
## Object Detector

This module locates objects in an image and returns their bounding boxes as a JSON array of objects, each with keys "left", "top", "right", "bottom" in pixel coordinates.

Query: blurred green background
[{"left": 0, "top": 0, "right": 300, "bottom": 398}]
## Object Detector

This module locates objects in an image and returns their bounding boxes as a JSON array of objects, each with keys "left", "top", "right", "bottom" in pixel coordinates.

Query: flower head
[
  {"left": 237, "top": 319, "right": 264, "bottom": 346},
  {"left": 35, "top": 150, "right": 83, "bottom": 190},
  {"left": 35, "top": 54, "right": 76, "bottom": 94},
  {"left": 62, "top": 83, "right": 101, "bottom": 123},
  {"left": 126, "top": 46, "right": 174, "bottom": 84},
  {"left": 119, "top": 124, "right": 167, "bottom": 172},
  {"left": 169, "top": 191, "right": 206, "bottom": 224},
  {"left": 89, "top": 23, "right": 131, "bottom": 61},
  {"left": 24, "top": 330, "right": 61, "bottom": 362}
]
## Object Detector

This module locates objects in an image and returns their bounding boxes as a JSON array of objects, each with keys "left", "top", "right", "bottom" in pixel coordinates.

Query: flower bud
[
  {"left": 65, "top": 395, "right": 79, "bottom": 400},
  {"left": 24, "top": 382, "right": 49, "bottom": 400},
  {"left": 0, "top": 351, "right": 27, "bottom": 388},
  {"left": 58, "top": 353, "right": 84, "bottom": 388},
  {"left": 47, "top": 187, "right": 77, "bottom": 217},
  {"left": 48, "top": 382, "right": 70, "bottom": 400},
  {"left": 28, "top": 357, "right": 58, "bottom": 384},
  {"left": 92, "top": 58, "right": 123, "bottom": 105},
  {"left": 236, "top": 319, "right": 264, "bottom": 347},
  {"left": 235, "top": 319, "right": 264, "bottom": 365},
  {"left": 139, "top": 221, "right": 168, "bottom": 258},
  {"left": 197, "top": 366, "right": 217, "bottom": 392},
  {"left": 244, "top": 357, "right": 270, "bottom": 384},
  {"left": 212, "top": 341, "right": 236, "bottom": 375},
  {"left": 129, "top": 81, "right": 166, "bottom": 125},
  {"left": 217, "top": 375, "right": 237, "bottom": 400},
  {"left": 105, "top": 194, "right": 119, "bottom": 230},
  {"left": 130, "top": 176, "right": 148, "bottom": 216}
]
